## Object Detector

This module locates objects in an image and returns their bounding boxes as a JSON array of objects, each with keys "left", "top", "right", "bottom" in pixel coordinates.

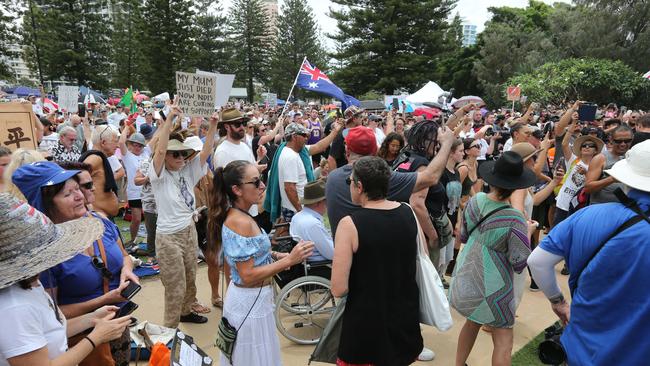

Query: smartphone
[
  {"left": 392, "top": 98, "right": 399, "bottom": 110},
  {"left": 78, "top": 103, "right": 86, "bottom": 117},
  {"left": 117, "top": 301, "right": 139, "bottom": 317},
  {"left": 578, "top": 103, "right": 597, "bottom": 122},
  {"left": 120, "top": 281, "right": 141, "bottom": 300}
]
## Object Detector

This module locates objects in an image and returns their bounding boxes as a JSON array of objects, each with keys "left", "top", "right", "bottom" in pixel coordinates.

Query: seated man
[{"left": 289, "top": 180, "right": 333, "bottom": 279}]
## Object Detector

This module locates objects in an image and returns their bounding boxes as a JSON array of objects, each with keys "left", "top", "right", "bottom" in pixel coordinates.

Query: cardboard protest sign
[
  {"left": 506, "top": 86, "right": 521, "bottom": 101},
  {"left": 264, "top": 92, "right": 277, "bottom": 108},
  {"left": 0, "top": 103, "right": 37, "bottom": 151},
  {"left": 196, "top": 69, "right": 235, "bottom": 108},
  {"left": 58, "top": 85, "right": 79, "bottom": 113},
  {"left": 176, "top": 71, "right": 218, "bottom": 118}
]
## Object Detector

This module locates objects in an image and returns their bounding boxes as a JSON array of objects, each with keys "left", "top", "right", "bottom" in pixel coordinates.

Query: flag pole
[{"left": 278, "top": 56, "right": 307, "bottom": 122}]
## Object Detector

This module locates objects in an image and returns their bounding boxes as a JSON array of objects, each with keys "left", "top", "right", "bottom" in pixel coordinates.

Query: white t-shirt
[
  {"left": 149, "top": 156, "right": 207, "bottom": 234},
  {"left": 32, "top": 103, "right": 44, "bottom": 117},
  {"left": 476, "top": 138, "right": 489, "bottom": 161},
  {"left": 0, "top": 282, "right": 67, "bottom": 365},
  {"left": 39, "top": 133, "right": 59, "bottom": 152},
  {"left": 374, "top": 127, "right": 386, "bottom": 147},
  {"left": 555, "top": 154, "right": 589, "bottom": 211},
  {"left": 123, "top": 150, "right": 150, "bottom": 200},
  {"left": 213, "top": 139, "right": 258, "bottom": 215},
  {"left": 108, "top": 112, "right": 127, "bottom": 128},
  {"left": 107, "top": 155, "right": 123, "bottom": 175},
  {"left": 278, "top": 147, "right": 307, "bottom": 212},
  {"left": 503, "top": 137, "right": 513, "bottom": 152}
]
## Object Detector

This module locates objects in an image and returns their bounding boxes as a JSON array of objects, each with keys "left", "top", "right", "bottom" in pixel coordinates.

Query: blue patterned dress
[{"left": 449, "top": 192, "right": 531, "bottom": 328}]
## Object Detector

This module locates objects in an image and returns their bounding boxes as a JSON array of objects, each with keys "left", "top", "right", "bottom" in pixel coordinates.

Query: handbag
[
  {"left": 215, "top": 285, "right": 262, "bottom": 364},
  {"left": 309, "top": 296, "right": 346, "bottom": 364},
  {"left": 406, "top": 204, "right": 453, "bottom": 331}
]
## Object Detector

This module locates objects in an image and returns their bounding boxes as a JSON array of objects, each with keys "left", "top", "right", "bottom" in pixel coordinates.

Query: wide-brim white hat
[
  {"left": 605, "top": 140, "right": 650, "bottom": 193},
  {"left": 0, "top": 193, "right": 104, "bottom": 289}
]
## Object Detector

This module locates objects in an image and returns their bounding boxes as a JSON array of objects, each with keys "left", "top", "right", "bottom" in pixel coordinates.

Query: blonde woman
[{"left": 2, "top": 148, "right": 46, "bottom": 200}]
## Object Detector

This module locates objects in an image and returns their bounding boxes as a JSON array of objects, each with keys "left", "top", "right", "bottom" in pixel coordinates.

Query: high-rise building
[
  {"left": 262, "top": 0, "right": 278, "bottom": 38},
  {"left": 2, "top": 44, "right": 37, "bottom": 83},
  {"left": 462, "top": 24, "right": 477, "bottom": 47}
]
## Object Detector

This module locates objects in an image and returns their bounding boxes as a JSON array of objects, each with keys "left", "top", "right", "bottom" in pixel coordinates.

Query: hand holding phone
[
  {"left": 120, "top": 281, "right": 141, "bottom": 300},
  {"left": 116, "top": 301, "right": 139, "bottom": 317}
]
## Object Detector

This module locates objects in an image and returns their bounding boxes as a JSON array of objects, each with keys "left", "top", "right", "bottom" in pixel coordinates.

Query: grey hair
[
  {"left": 91, "top": 125, "right": 119, "bottom": 146},
  {"left": 59, "top": 126, "right": 76, "bottom": 137}
]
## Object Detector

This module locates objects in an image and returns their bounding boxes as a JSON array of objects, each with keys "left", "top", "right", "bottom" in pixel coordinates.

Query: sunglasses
[
  {"left": 168, "top": 150, "right": 190, "bottom": 159},
  {"left": 91, "top": 256, "right": 113, "bottom": 280},
  {"left": 612, "top": 138, "right": 632, "bottom": 145},
  {"left": 79, "top": 181, "right": 94, "bottom": 190},
  {"left": 469, "top": 144, "right": 481, "bottom": 150},
  {"left": 581, "top": 143, "right": 597, "bottom": 149},
  {"left": 228, "top": 121, "right": 247, "bottom": 128},
  {"left": 240, "top": 178, "right": 262, "bottom": 188}
]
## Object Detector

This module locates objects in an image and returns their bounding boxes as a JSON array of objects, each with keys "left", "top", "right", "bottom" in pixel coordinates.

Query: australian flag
[{"left": 295, "top": 59, "right": 360, "bottom": 110}]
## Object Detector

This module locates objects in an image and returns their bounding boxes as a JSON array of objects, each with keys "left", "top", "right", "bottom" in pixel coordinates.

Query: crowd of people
[{"left": 0, "top": 91, "right": 649, "bottom": 366}]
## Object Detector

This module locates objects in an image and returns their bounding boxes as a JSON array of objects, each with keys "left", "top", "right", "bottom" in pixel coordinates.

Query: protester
[
  {"left": 438, "top": 139, "right": 464, "bottom": 278},
  {"left": 49, "top": 126, "right": 81, "bottom": 163},
  {"left": 80, "top": 125, "right": 120, "bottom": 218},
  {"left": 2, "top": 149, "right": 45, "bottom": 200},
  {"left": 306, "top": 109, "right": 324, "bottom": 165},
  {"left": 148, "top": 105, "right": 216, "bottom": 327},
  {"left": 57, "top": 162, "right": 97, "bottom": 211},
  {"left": 118, "top": 130, "right": 149, "bottom": 247},
  {"left": 332, "top": 156, "right": 423, "bottom": 365},
  {"left": 377, "top": 132, "right": 405, "bottom": 167},
  {"left": 503, "top": 122, "right": 533, "bottom": 152},
  {"left": 584, "top": 125, "right": 633, "bottom": 204},
  {"left": 0, "top": 193, "right": 131, "bottom": 366},
  {"left": 328, "top": 105, "right": 363, "bottom": 170},
  {"left": 134, "top": 155, "right": 157, "bottom": 257},
  {"left": 12, "top": 161, "right": 139, "bottom": 366},
  {"left": 208, "top": 160, "right": 313, "bottom": 365},
  {"left": 631, "top": 113, "right": 650, "bottom": 146},
  {"left": 289, "top": 179, "right": 333, "bottom": 277},
  {"left": 57, "top": 114, "right": 86, "bottom": 151},
  {"left": 528, "top": 140, "right": 650, "bottom": 366},
  {"left": 450, "top": 151, "right": 537, "bottom": 366},
  {"left": 38, "top": 117, "right": 60, "bottom": 152}
]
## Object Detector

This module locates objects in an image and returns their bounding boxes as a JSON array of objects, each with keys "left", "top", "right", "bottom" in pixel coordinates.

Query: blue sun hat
[{"left": 12, "top": 161, "right": 81, "bottom": 212}]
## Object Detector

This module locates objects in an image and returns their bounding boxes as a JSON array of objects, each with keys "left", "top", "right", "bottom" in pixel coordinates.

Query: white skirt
[{"left": 220, "top": 282, "right": 282, "bottom": 366}]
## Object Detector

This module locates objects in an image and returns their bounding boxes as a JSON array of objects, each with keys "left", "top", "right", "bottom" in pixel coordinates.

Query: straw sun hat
[{"left": 0, "top": 193, "right": 104, "bottom": 289}]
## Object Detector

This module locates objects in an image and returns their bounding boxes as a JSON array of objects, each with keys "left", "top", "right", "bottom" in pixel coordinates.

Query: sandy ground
[{"left": 129, "top": 262, "right": 569, "bottom": 366}]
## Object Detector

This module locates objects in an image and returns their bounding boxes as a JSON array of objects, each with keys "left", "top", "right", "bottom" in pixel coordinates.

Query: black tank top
[{"left": 337, "top": 203, "right": 423, "bottom": 365}]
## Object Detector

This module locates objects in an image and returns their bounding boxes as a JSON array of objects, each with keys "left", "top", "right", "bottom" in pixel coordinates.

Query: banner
[
  {"left": 58, "top": 85, "right": 79, "bottom": 113},
  {"left": 263, "top": 92, "right": 277, "bottom": 108},
  {"left": 175, "top": 71, "right": 218, "bottom": 118},
  {"left": 506, "top": 86, "right": 521, "bottom": 101},
  {"left": 0, "top": 103, "right": 37, "bottom": 152},
  {"left": 196, "top": 69, "right": 235, "bottom": 108}
]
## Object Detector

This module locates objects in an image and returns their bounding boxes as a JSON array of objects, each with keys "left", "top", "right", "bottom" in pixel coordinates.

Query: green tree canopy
[{"left": 508, "top": 58, "right": 650, "bottom": 109}]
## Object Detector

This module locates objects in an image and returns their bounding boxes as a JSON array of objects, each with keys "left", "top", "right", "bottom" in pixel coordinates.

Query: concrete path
[{"left": 129, "top": 263, "right": 569, "bottom": 365}]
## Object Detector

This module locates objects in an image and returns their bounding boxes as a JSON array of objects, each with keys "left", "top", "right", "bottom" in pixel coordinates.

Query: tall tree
[
  {"left": 329, "top": 0, "right": 460, "bottom": 96},
  {"left": 140, "top": 0, "right": 196, "bottom": 93},
  {"left": 22, "top": 0, "right": 112, "bottom": 89},
  {"left": 110, "top": 0, "right": 147, "bottom": 89},
  {"left": 0, "top": 1, "right": 22, "bottom": 80},
  {"left": 227, "top": 0, "right": 270, "bottom": 102},
  {"left": 190, "top": 0, "right": 233, "bottom": 74},
  {"left": 269, "top": 0, "right": 327, "bottom": 98}
]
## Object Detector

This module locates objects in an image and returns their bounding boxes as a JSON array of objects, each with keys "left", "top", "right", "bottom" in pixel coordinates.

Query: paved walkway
[{"left": 130, "top": 263, "right": 569, "bottom": 365}]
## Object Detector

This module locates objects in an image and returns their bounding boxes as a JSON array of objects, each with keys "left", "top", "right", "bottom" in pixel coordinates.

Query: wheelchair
[{"left": 270, "top": 221, "right": 337, "bottom": 345}]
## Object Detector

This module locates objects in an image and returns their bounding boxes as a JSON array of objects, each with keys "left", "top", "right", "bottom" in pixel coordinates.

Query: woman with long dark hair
[
  {"left": 208, "top": 160, "right": 313, "bottom": 365},
  {"left": 377, "top": 132, "right": 405, "bottom": 167}
]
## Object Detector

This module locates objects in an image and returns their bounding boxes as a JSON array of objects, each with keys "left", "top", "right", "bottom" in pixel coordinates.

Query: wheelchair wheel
[{"left": 274, "top": 276, "right": 336, "bottom": 345}]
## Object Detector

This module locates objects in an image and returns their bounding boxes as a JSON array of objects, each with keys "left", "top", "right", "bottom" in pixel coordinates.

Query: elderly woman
[
  {"left": 0, "top": 193, "right": 131, "bottom": 366},
  {"left": 80, "top": 125, "right": 120, "bottom": 218},
  {"left": 450, "top": 151, "right": 537, "bottom": 366},
  {"left": 50, "top": 126, "right": 82, "bottom": 163},
  {"left": 208, "top": 160, "right": 313, "bottom": 365},
  {"left": 12, "top": 161, "right": 139, "bottom": 366},
  {"left": 332, "top": 156, "right": 423, "bottom": 365}
]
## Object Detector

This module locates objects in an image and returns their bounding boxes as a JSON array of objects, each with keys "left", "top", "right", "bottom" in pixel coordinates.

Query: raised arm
[
  {"left": 152, "top": 107, "right": 177, "bottom": 176},
  {"left": 413, "top": 126, "right": 454, "bottom": 192},
  {"left": 200, "top": 112, "right": 219, "bottom": 166},
  {"left": 555, "top": 101, "right": 582, "bottom": 136}
]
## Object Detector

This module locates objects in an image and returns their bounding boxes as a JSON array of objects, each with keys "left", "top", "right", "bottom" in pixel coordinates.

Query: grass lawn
[{"left": 512, "top": 330, "right": 546, "bottom": 366}]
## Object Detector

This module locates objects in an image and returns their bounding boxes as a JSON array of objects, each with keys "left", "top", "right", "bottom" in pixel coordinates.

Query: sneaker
[
  {"left": 561, "top": 263, "right": 569, "bottom": 275},
  {"left": 417, "top": 347, "right": 435, "bottom": 361},
  {"left": 180, "top": 312, "right": 208, "bottom": 324},
  {"left": 530, "top": 280, "right": 540, "bottom": 292}
]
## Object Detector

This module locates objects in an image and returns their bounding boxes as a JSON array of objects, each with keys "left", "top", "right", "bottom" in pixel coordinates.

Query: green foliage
[
  {"left": 22, "top": 0, "right": 112, "bottom": 89},
  {"left": 0, "top": 0, "right": 21, "bottom": 80},
  {"left": 227, "top": 0, "right": 271, "bottom": 102},
  {"left": 329, "top": 0, "right": 460, "bottom": 96},
  {"left": 508, "top": 58, "right": 650, "bottom": 109},
  {"left": 110, "top": 0, "right": 147, "bottom": 89},
  {"left": 191, "top": 0, "right": 233, "bottom": 75},
  {"left": 139, "top": 0, "right": 196, "bottom": 93},
  {"left": 269, "top": 0, "right": 327, "bottom": 99}
]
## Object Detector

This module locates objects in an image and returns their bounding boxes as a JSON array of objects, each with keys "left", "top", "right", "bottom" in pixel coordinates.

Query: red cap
[{"left": 345, "top": 126, "right": 377, "bottom": 156}]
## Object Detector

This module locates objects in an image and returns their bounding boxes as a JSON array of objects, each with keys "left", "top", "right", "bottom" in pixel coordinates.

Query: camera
[{"left": 538, "top": 322, "right": 566, "bottom": 365}]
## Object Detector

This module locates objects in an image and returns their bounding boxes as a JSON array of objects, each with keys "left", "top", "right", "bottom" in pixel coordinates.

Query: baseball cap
[
  {"left": 345, "top": 126, "right": 377, "bottom": 156},
  {"left": 285, "top": 123, "right": 309, "bottom": 137}
]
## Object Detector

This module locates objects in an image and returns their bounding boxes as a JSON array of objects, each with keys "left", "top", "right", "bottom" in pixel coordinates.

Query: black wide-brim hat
[{"left": 478, "top": 151, "right": 537, "bottom": 190}]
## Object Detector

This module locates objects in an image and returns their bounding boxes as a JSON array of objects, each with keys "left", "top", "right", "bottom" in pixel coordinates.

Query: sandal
[
  {"left": 212, "top": 297, "right": 224, "bottom": 308},
  {"left": 190, "top": 301, "right": 211, "bottom": 314}
]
